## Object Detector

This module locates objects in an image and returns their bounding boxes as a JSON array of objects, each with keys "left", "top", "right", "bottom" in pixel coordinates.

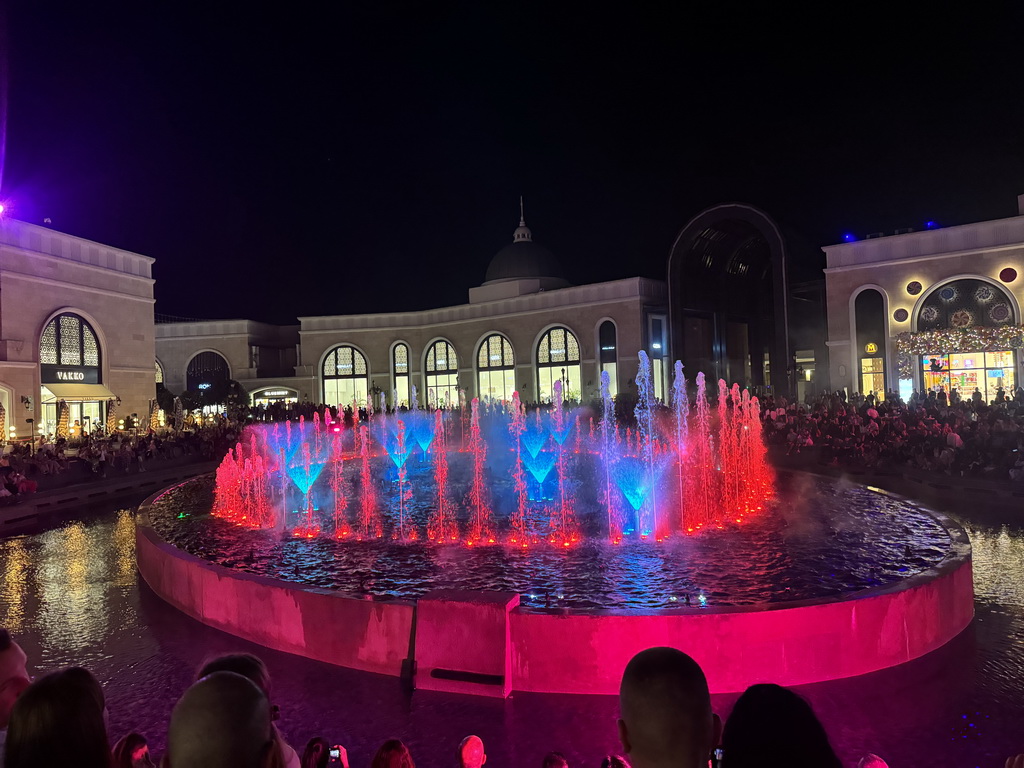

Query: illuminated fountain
[
  {"left": 211, "top": 357, "right": 775, "bottom": 545},
  {"left": 144, "top": 353, "right": 973, "bottom": 698}
]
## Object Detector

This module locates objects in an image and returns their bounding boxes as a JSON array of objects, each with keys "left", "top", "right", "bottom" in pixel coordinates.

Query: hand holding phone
[{"left": 330, "top": 745, "right": 349, "bottom": 767}]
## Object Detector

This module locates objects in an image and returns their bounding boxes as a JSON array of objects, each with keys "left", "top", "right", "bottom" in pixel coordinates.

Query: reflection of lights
[
  {"left": 0, "top": 539, "right": 29, "bottom": 631},
  {"left": 698, "top": 593, "right": 708, "bottom": 607}
]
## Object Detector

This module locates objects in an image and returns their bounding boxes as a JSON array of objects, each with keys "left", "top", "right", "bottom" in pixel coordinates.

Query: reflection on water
[{"left": 0, "top": 502, "right": 1021, "bottom": 768}]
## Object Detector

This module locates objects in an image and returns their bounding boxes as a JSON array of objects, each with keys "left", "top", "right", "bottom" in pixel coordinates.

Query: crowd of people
[
  {"left": 0, "top": 424, "right": 245, "bottom": 498},
  {"left": 4, "top": 631, "right": 1022, "bottom": 768},
  {"left": 762, "top": 386, "right": 1024, "bottom": 481},
  {"left": 0, "top": 631, "right": 877, "bottom": 768}
]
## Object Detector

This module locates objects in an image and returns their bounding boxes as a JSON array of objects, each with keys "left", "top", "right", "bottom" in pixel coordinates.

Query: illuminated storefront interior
[
  {"left": 921, "top": 351, "right": 1015, "bottom": 401},
  {"left": 322, "top": 345, "right": 368, "bottom": 408},
  {"left": 537, "top": 326, "right": 581, "bottom": 402},
  {"left": 477, "top": 334, "right": 516, "bottom": 404},
  {"left": 425, "top": 340, "right": 459, "bottom": 407},
  {"left": 39, "top": 313, "right": 115, "bottom": 436}
]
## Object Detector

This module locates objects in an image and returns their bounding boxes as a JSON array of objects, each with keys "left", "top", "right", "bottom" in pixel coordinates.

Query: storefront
[
  {"left": 39, "top": 313, "right": 116, "bottom": 436},
  {"left": 920, "top": 350, "right": 1015, "bottom": 402},
  {"left": 252, "top": 388, "right": 299, "bottom": 407}
]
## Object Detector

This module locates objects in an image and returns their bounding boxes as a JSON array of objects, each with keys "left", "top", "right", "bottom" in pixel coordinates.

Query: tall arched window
[
  {"left": 322, "top": 346, "right": 369, "bottom": 407},
  {"left": 155, "top": 359, "right": 164, "bottom": 385},
  {"left": 598, "top": 321, "right": 618, "bottom": 398},
  {"left": 915, "top": 278, "right": 1017, "bottom": 402},
  {"left": 393, "top": 343, "right": 410, "bottom": 407},
  {"left": 187, "top": 351, "right": 231, "bottom": 392},
  {"left": 477, "top": 334, "right": 515, "bottom": 403},
  {"left": 425, "top": 340, "right": 459, "bottom": 408},
  {"left": 39, "top": 312, "right": 105, "bottom": 436},
  {"left": 537, "top": 326, "right": 581, "bottom": 403}
]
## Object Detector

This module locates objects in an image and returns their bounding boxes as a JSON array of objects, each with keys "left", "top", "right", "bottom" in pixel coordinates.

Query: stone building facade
[
  {"left": 0, "top": 218, "right": 156, "bottom": 439},
  {"left": 824, "top": 196, "right": 1024, "bottom": 401}
]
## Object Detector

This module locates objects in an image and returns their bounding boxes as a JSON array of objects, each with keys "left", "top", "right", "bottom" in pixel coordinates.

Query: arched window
[
  {"left": 854, "top": 290, "right": 886, "bottom": 398},
  {"left": 322, "top": 345, "right": 369, "bottom": 407},
  {"left": 599, "top": 321, "right": 618, "bottom": 398},
  {"left": 393, "top": 343, "right": 410, "bottom": 407},
  {"left": 537, "top": 326, "right": 580, "bottom": 403},
  {"left": 425, "top": 340, "right": 459, "bottom": 408},
  {"left": 916, "top": 278, "right": 1017, "bottom": 402},
  {"left": 155, "top": 359, "right": 164, "bottom": 385},
  {"left": 477, "top": 334, "right": 515, "bottom": 403},
  {"left": 40, "top": 313, "right": 101, "bottom": 372},
  {"left": 187, "top": 351, "right": 231, "bottom": 392}
]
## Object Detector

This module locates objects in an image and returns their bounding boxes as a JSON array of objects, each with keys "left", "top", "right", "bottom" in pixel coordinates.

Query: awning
[{"left": 41, "top": 384, "right": 118, "bottom": 402}]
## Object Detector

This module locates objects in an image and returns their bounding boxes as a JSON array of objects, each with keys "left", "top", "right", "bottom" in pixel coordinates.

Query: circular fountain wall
[{"left": 135, "top": 381, "right": 974, "bottom": 695}]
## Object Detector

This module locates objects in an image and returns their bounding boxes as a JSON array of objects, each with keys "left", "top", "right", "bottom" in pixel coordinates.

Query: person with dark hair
[
  {"left": 370, "top": 739, "right": 414, "bottom": 768},
  {"left": 4, "top": 666, "right": 110, "bottom": 768},
  {"left": 720, "top": 683, "right": 841, "bottom": 768},
  {"left": 0, "top": 629, "right": 31, "bottom": 767},
  {"left": 600, "top": 757, "right": 630, "bottom": 768},
  {"left": 111, "top": 732, "right": 154, "bottom": 768},
  {"left": 165, "top": 671, "right": 275, "bottom": 768},
  {"left": 542, "top": 752, "right": 568, "bottom": 768},
  {"left": 617, "top": 647, "right": 720, "bottom": 768},
  {"left": 300, "top": 737, "right": 330, "bottom": 768},
  {"left": 196, "top": 653, "right": 299, "bottom": 768},
  {"left": 459, "top": 736, "right": 486, "bottom": 768}
]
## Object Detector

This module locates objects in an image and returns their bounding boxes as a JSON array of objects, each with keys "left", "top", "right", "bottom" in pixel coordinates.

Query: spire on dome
[{"left": 513, "top": 196, "right": 532, "bottom": 243}]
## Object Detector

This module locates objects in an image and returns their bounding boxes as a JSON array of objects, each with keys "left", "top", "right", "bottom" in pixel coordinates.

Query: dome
[
  {"left": 483, "top": 203, "right": 567, "bottom": 285},
  {"left": 484, "top": 240, "right": 565, "bottom": 283}
]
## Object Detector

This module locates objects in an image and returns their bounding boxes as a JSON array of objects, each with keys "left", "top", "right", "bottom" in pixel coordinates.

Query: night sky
[{"left": 2, "top": 4, "right": 1023, "bottom": 324}]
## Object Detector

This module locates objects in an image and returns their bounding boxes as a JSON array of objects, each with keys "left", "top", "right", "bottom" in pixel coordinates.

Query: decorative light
[
  {"left": 895, "top": 324, "right": 1024, "bottom": 378},
  {"left": 926, "top": 221, "right": 938, "bottom": 229},
  {"left": 843, "top": 233, "right": 856, "bottom": 242}
]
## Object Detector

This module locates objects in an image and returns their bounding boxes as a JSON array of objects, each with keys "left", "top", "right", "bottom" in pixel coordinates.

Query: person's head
[
  {"left": 459, "top": 736, "right": 486, "bottom": 768},
  {"left": 196, "top": 653, "right": 276, "bottom": 718},
  {"left": 112, "top": 732, "right": 155, "bottom": 768},
  {"left": 301, "top": 737, "right": 330, "bottom": 768},
  {"left": 370, "top": 739, "right": 414, "bottom": 768},
  {"left": 600, "top": 757, "right": 631, "bottom": 768},
  {"left": 0, "top": 629, "right": 30, "bottom": 728},
  {"left": 165, "top": 671, "right": 274, "bottom": 768},
  {"left": 5, "top": 666, "right": 110, "bottom": 768},
  {"left": 617, "top": 647, "right": 720, "bottom": 768},
  {"left": 542, "top": 752, "right": 568, "bottom": 768},
  {"left": 720, "top": 683, "right": 841, "bottom": 768}
]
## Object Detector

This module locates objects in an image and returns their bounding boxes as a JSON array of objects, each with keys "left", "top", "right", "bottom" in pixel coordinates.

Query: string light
[{"left": 895, "top": 325, "right": 1024, "bottom": 379}]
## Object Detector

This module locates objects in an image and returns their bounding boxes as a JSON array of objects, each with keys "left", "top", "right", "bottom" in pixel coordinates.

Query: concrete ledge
[
  {"left": 136, "top": 479, "right": 974, "bottom": 696},
  {"left": 136, "top": 494, "right": 414, "bottom": 677}
]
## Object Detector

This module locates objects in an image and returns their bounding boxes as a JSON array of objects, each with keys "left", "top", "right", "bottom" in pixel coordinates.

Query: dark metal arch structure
[{"left": 668, "top": 203, "right": 791, "bottom": 394}]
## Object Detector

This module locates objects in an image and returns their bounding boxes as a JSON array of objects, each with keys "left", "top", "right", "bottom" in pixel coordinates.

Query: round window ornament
[
  {"left": 907, "top": 281, "right": 923, "bottom": 295},
  {"left": 893, "top": 308, "right": 909, "bottom": 322},
  {"left": 864, "top": 342, "right": 879, "bottom": 355},
  {"left": 1000, "top": 267, "right": 1018, "bottom": 283}
]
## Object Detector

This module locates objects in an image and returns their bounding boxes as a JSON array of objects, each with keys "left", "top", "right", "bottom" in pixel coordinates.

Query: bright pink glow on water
[
  {"left": 508, "top": 392, "right": 530, "bottom": 545},
  {"left": 466, "top": 399, "right": 495, "bottom": 544},
  {"left": 358, "top": 425, "right": 382, "bottom": 539},
  {"left": 428, "top": 409, "right": 457, "bottom": 542}
]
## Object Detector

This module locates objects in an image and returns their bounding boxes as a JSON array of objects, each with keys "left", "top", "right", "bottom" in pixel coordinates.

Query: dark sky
[{"left": 3, "top": 3, "right": 1024, "bottom": 323}]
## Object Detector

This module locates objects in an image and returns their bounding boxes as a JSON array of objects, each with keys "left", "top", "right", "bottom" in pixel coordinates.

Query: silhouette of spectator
[
  {"left": 542, "top": 752, "right": 569, "bottom": 768},
  {"left": 720, "top": 683, "right": 841, "bottom": 768},
  {"left": 165, "top": 671, "right": 275, "bottom": 768},
  {"left": 618, "top": 647, "right": 720, "bottom": 768},
  {"left": 4, "top": 666, "right": 109, "bottom": 768},
  {"left": 370, "top": 739, "right": 415, "bottom": 768},
  {"left": 459, "top": 736, "right": 486, "bottom": 768},
  {"left": 112, "top": 732, "right": 155, "bottom": 768}
]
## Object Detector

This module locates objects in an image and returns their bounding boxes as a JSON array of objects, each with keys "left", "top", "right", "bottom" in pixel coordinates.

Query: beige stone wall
[
  {"left": 0, "top": 220, "right": 155, "bottom": 439},
  {"left": 299, "top": 295, "right": 657, "bottom": 404}
]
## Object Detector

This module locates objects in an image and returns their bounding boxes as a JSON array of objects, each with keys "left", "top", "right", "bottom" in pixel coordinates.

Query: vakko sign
[{"left": 41, "top": 365, "right": 100, "bottom": 385}]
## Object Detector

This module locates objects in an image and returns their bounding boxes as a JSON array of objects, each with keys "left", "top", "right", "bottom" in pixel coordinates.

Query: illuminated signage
[
  {"left": 41, "top": 364, "right": 99, "bottom": 385},
  {"left": 198, "top": 383, "right": 212, "bottom": 390},
  {"left": 262, "top": 390, "right": 290, "bottom": 397}
]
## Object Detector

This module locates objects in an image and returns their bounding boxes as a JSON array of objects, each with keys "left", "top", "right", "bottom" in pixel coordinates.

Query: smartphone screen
[{"left": 330, "top": 748, "right": 341, "bottom": 759}]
